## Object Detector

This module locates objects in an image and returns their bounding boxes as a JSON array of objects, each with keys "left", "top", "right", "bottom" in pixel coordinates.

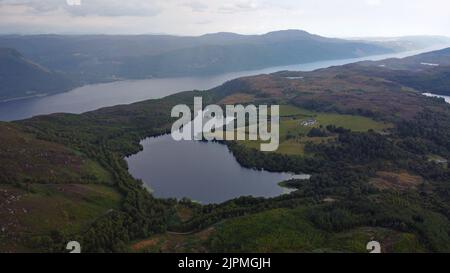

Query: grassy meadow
[{"left": 238, "top": 105, "right": 392, "bottom": 156}]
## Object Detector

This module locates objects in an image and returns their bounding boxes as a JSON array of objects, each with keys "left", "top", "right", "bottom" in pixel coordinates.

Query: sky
[{"left": 0, "top": 0, "right": 449, "bottom": 37}]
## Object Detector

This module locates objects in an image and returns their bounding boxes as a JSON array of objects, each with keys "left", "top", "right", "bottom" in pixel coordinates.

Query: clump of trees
[{"left": 13, "top": 89, "right": 450, "bottom": 252}]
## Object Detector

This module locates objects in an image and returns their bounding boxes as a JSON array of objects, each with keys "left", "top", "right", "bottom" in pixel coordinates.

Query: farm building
[{"left": 301, "top": 119, "right": 317, "bottom": 126}]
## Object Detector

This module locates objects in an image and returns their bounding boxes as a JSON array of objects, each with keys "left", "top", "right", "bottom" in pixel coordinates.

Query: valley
[
  {"left": 0, "top": 47, "right": 450, "bottom": 253},
  {"left": 0, "top": 45, "right": 442, "bottom": 121},
  {"left": 0, "top": 30, "right": 396, "bottom": 86}
]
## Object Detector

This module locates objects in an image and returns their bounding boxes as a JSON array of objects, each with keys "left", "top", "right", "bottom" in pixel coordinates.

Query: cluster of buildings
[{"left": 301, "top": 119, "right": 317, "bottom": 127}]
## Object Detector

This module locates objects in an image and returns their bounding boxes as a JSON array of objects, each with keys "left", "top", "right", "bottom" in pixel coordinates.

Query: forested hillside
[
  {"left": 1, "top": 48, "right": 449, "bottom": 252},
  {"left": 0, "top": 48, "right": 75, "bottom": 101},
  {"left": 0, "top": 31, "right": 393, "bottom": 82}
]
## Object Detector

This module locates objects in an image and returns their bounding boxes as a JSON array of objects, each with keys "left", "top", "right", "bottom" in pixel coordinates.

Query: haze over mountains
[
  {"left": 0, "top": 48, "right": 75, "bottom": 101},
  {"left": 1, "top": 30, "right": 449, "bottom": 101},
  {"left": 348, "top": 47, "right": 450, "bottom": 96},
  {"left": 0, "top": 30, "right": 390, "bottom": 81},
  {"left": 351, "top": 35, "right": 450, "bottom": 52},
  {"left": 1, "top": 45, "right": 450, "bottom": 253},
  {"left": 1, "top": 0, "right": 450, "bottom": 255}
]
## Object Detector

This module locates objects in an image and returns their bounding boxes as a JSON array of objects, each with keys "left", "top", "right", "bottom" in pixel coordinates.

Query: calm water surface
[
  {"left": 0, "top": 46, "right": 444, "bottom": 121},
  {"left": 125, "top": 135, "right": 308, "bottom": 204},
  {"left": 4, "top": 47, "right": 447, "bottom": 203}
]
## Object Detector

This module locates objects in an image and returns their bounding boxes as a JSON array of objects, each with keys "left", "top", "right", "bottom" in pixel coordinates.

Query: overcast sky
[{"left": 0, "top": 0, "right": 449, "bottom": 37}]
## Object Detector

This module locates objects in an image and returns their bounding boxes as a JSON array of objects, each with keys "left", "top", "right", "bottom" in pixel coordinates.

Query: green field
[{"left": 238, "top": 105, "right": 392, "bottom": 156}]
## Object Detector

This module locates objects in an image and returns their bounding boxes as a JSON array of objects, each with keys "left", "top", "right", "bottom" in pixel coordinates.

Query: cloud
[
  {"left": 195, "top": 19, "right": 213, "bottom": 25},
  {"left": 66, "top": 0, "right": 81, "bottom": 6},
  {"left": 217, "top": 0, "right": 260, "bottom": 14},
  {"left": 183, "top": 1, "right": 208, "bottom": 12},
  {"left": 0, "top": 0, "right": 449, "bottom": 37},
  {"left": 0, "top": 0, "right": 162, "bottom": 17}
]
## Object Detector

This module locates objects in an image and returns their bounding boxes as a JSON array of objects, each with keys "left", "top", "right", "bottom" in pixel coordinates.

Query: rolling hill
[
  {"left": 0, "top": 30, "right": 394, "bottom": 81},
  {"left": 0, "top": 48, "right": 76, "bottom": 101},
  {"left": 2, "top": 31, "right": 449, "bottom": 101},
  {"left": 342, "top": 47, "right": 450, "bottom": 96},
  {"left": 1, "top": 47, "right": 449, "bottom": 253}
]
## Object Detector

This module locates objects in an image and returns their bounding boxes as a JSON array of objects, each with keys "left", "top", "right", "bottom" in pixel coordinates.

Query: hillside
[
  {"left": 358, "top": 47, "right": 450, "bottom": 69},
  {"left": 342, "top": 47, "right": 450, "bottom": 96},
  {"left": 2, "top": 32, "right": 447, "bottom": 101},
  {"left": 353, "top": 35, "right": 450, "bottom": 52},
  {"left": 0, "top": 121, "right": 119, "bottom": 252},
  {"left": 0, "top": 48, "right": 76, "bottom": 101},
  {"left": 1, "top": 48, "right": 449, "bottom": 252},
  {"left": 0, "top": 31, "right": 393, "bottom": 81}
]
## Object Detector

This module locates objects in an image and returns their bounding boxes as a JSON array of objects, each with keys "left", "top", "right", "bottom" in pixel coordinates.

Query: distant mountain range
[
  {"left": 0, "top": 30, "right": 449, "bottom": 101},
  {"left": 350, "top": 35, "right": 450, "bottom": 52},
  {"left": 347, "top": 47, "right": 450, "bottom": 96},
  {"left": 0, "top": 30, "right": 393, "bottom": 80},
  {"left": 0, "top": 48, "right": 76, "bottom": 101},
  {"left": 2, "top": 46, "right": 450, "bottom": 253}
]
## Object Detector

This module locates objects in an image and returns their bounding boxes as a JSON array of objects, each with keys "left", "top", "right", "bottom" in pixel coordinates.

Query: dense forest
[
  {"left": 13, "top": 89, "right": 449, "bottom": 252},
  {"left": 2, "top": 49, "right": 450, "bottom": 252}
]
